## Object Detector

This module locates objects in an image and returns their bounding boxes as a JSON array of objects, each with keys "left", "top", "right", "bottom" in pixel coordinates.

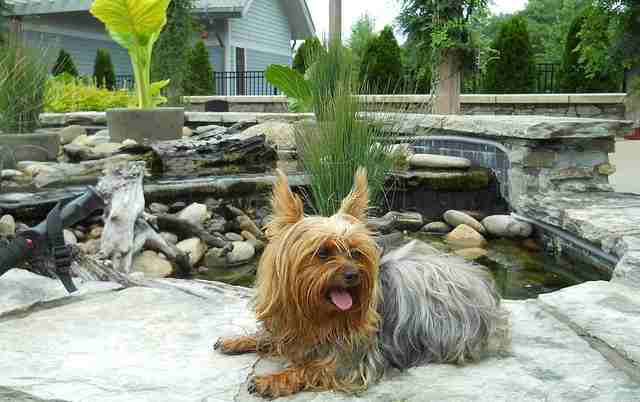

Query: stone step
[
  {"left": 539, "top": 280, "right": 640, "bottom": 381},
  {"left": 0, "top": 276, "right": 638, "bottom": 402}
]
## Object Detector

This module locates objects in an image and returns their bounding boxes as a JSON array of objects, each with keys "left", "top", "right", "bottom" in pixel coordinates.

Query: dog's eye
[
  {"left": 317, "top": 247, "right": 330, "bottom": 260},
  {"left": 350, "top": 249, "right": 363, "bottom": 259}
]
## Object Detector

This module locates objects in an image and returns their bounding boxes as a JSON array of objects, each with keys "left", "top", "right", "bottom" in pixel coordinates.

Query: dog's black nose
[{"left": 343, "top": 270, "right": 360, "bottom": 285}]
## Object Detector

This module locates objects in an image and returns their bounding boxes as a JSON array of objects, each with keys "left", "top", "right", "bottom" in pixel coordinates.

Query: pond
[{"left": 197, "top": 231, "right": 588, "bottom": 301}]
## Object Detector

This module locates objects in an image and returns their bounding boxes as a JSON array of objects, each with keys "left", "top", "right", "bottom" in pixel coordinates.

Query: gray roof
[{"left": 6, "top": 0, "right": 315, "bottom": 38}]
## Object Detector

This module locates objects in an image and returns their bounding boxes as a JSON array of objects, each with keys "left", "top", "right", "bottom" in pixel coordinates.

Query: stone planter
[
  {"left": 0, "top": 131, "right": 60, "bottom": 169},
  {"left": 107, "top": 108, "right": 184, "bottom": 143}
]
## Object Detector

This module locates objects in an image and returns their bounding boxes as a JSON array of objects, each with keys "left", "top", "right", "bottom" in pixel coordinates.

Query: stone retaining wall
[
  {"left": 380, "top": 114, "right": 632, "bottom": 211},
  {"left": 183, "top": 94, "right": 630, "bottom": 121}
]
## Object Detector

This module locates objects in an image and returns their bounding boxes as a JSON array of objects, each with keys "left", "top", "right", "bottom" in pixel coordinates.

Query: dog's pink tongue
[{"left": 330, "top": 289, "right": 353, "bottom": 311}]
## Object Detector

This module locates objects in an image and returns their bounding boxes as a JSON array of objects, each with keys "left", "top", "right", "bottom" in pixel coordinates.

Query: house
[{"left": 6, "top": 0, "right": 315, "bottom": 95}]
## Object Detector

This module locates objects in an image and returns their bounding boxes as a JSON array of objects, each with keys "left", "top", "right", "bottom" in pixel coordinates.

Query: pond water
[{"left": 197, "top": 232, "right": 587, "bottom": 300}]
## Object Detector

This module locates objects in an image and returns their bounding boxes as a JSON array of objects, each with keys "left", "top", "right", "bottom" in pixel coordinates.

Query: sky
[{"left": 306, "top": 0, "right": 528, "bottom": 42}]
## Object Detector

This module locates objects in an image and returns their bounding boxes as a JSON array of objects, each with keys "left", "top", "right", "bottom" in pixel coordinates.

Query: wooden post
[
  {"left": 625, "top": 64, "right": 640, "bottom": 140},
  {"left": 433, "top": 50, "right": 461, "bottom": 115},
  {"left": 329, "top": 0, "right": 342, "bottom": 43}
]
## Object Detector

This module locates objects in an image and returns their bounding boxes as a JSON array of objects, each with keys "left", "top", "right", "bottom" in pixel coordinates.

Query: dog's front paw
[
  {"left": 214, "top": 335, "right": 257, "bottom": 355},
  {"left": 248, "top": 373, "right": 302, "bottom": 399}
]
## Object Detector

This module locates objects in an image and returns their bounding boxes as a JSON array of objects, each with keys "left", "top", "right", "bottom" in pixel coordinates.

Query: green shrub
[
  {"left": 292, "top": 36, "right": 324, "bottom": 74},
  {"left": 0, "top": 36, "right": 49, "bottom": 133},
  {"left": 560, "top": 11, "right": 619, "bottom": 92},
  {"left": 184, "top": 40, "right": 214, "bottom": 95},
  {"left": 93, "top": 49, "right": 116, "bottom": 90},
  {"left": 151, "top": 0, "right": 194, "bottom": 105},
  {"left": 359, "top": 26, "right": 403, "bottom": 94},
  {"left": 52, "top": 49, "right": 78, "bottom": 77},
  {"left": 45, "top": 74, "right": 133, "bottom": 113},
  {"left": 485, "top": 16, "right": 535, "bottom": 93}
]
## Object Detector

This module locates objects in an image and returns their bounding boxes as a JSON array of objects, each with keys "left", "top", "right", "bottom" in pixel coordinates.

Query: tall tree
[
  {"left": 292, "top": 37, "right": 324, "bottom": 74},
  {"left": 576, "top": 0, "right": 638, "bottom": 82},
  {"left": 151, "top": 0, "right": 194, "bottom": 105},
  {"left": 347, "top": 13, "right": 377, "bottom": 77},
  {"left": 577, "top": 0, "right": 640, "bottom": 121},
  {"left": 519, "top": 0, "right": 590, "bottom": 63},
  {"left": 93, "top": 49, "right": 116, "bottom": 90},
  {"left": 485, "top": 16, "right": 535, "bottom": 93},
  {"left": 360, "top": 26, "right": 403, "bottom": 93},
  {"left": 560, "top": 11, "right": 618, "bottom": 92},
  {"left": 397, "top": 0, "right": 489, "bottom": 113}
]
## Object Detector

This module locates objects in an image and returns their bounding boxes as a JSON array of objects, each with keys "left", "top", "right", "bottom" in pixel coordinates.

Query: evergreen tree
[
  {"left": 348, "top": 14, "right": 376, "bottom": 77},
  {"left": 560, "top": 12, "right": 618, "bottom": 92},
  {"left": 151, "top": 0, "right": 194, "bottom": 104},
  {"left": 52, "top": 49, "right": 78, "bottom": 77},
  {"left": 485, "top": 16, "right": 535, "bottom": 93},
  {"left": 0, "top": 0, "right": 10, "bottom": 45},
  {"left": 292, "top": 37, "right": 324, "bottom": 74},
  {"left": 184, "top": 40, "right": 214, "bottom": 95},
  {"left": 359, "top": 26, "right": 403, "bottom": 94},
  {"left": 93, "top": 49, "right": 116, "bottom": 89}
]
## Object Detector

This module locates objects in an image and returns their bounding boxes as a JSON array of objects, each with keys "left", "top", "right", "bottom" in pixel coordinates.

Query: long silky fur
[
  {"left": 248, "top": 169, "right": 510, "bottom": 395},
  {"left": 377, "top": 240, "right": 511, "bottom": 369}
]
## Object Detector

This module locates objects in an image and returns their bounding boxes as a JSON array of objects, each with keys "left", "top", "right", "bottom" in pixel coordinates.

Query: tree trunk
[
  {"left": 625, "top": 64, "right": 640, "bottom": 124},
  {"left": 433, "top": 50, "right": 462, "bottom": 115}
]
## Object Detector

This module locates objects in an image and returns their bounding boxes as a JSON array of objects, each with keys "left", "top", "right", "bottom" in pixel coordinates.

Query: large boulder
[
  {"left": 482, "top": 215, "right": 533, "bottom": 238},
  {"left": 0, "top": 268, "right": 120, "bottom": 316},
  {"left": 241, "top": 121, "right": 296, "bottom": 150},
  {"left": 443, "top": 210, "right": 487, "bottom": 234},
  {"left": 0, "top": 278, "right": 638, "bottom": 401},
  {"left": 59, "top": 125, "right": 86, "bottom": 145},
  {"left": 445, "top": 224, "right": 487, "bottom": 248}
]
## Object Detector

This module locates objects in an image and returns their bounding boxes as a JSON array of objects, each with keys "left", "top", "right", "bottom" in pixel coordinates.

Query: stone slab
[
  {"left": 1, "top": 279, "right": 639, "bottom": 402},
  {"left": 377, "top": 113, "right": 634, "bottom": 139},
  {"left": 518, "top": 192, "right": 640, "bottom": 257},
  {"left": 0, "top": 269, "right": 122, "bottom": 317},
  {"left": 539, "top": 281, "right": 640, "bottom": 370}
]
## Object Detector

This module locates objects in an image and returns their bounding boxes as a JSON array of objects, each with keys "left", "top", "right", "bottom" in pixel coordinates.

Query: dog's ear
[
  {"left": 267, "top": 169, "right": 304, "bottom": 237},
  {"left": 339, "top": 167, "right": 369, "bottom": 222}
]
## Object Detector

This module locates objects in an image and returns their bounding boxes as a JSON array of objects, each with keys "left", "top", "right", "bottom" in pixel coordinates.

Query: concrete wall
[{"left": 184, "top": 94, "right": 630, "bottom": 120}]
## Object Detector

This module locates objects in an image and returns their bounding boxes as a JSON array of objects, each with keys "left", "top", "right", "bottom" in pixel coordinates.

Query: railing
[
  {"left": 213, "top": 71, "right": 279, "bottom": 96},
  {"left": 118, "top": 65, "right": 626, "bottom": 96},
  {"left": 463, "top": 63, "right": 625, "bottom": 94},
  {"left": 115, "top": 75, "right": 134, "bottom": 90},
  {"left": 115, "top": 71, "right": 280, "bottom": 96}
]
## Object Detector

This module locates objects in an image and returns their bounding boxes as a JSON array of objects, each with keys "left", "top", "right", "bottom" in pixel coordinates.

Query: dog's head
[{"left": 255, "top": 168, "right": 381, "bottom": 345}]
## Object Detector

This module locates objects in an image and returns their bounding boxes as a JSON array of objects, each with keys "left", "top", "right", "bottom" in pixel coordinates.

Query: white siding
[
  {"left": 246, "top": 48, "right": 291, "bottom": 71},
  {"left": 23, "top": 30, "right": 133, "bottom": 77},
  {"left": 229, "top": 0, "right": 292, "bottom": 56}
]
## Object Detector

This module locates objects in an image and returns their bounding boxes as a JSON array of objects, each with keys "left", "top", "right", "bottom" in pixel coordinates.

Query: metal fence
[
  {"left": 116, "top": 71, "right": 280, "bottom": 96},
  {"left": 117, "top": 65, "right": 625, "bottom": 96},
  {"left": 463, "top": 63, "right": 625, "bottom": 94},
  {"left": 115, "top": 75, "right": 134, "bottom": 90},
  {"left": 213, "top": 71, "right": 279, "bottom": 96}
]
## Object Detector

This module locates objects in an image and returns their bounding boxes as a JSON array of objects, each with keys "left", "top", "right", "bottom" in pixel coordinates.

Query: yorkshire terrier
[{"left": 215, "top": 168, "right": 510, "bottom": 399}]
